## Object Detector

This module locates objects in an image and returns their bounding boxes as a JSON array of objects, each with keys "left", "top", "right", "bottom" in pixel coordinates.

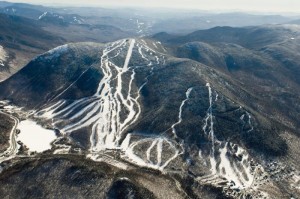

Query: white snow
[
  {"left": 52, "top": 137, "right": 71, "bottom": 154},
  {"left": 0, "top": 45, "right": 8, "bottom": 67},
  {"left": 36, "top": 38, "right": 174, "bottom": 171},
  {"left": 152, "top": 42, "right": 158, "bottom": 49},
  {"left": 156, "top": 138, "right": 163, "bottom": 166},
  {"left": 3, "top": 105, "right": 13, "bottom": 110},
  {"left": 146, "top": 140, "right": 157, "bottom": 163},
  {"left": 123, "top": 137, "right": 179, "bottom": 171},
  {"left": 37, "top": 39, "right": 160, "bottom": 151},
  {"left": 199, "top": 83, "right": 255, "bottom": 189},
  {"left": 120, "top": 133, "right": 131, "bottom": 149},
  {"left": 17, "top": 120, "right": 57, "bottom": 153},
  {"left": 171, "top": 88, "right": 193, "bottom": 138},
  {"left": 38, "top": 12, "right": 48, "bottom": 20},
  {"left": 219, "top": 143, "right": 243, "bottom": 188},
  {"left": 203, "top": 83, "right": 215, "bottom": 154},
  {"left": 123, "top": 39, "right": 135, "bottom": 70},
  {"left": 138, "top": 45, "right": 149, "bottom": 61},
  {"left": 41, "top": 44, "right": 68, "bottom": 60}
]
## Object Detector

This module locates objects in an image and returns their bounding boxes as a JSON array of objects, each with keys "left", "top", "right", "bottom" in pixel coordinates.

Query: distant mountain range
[
  {"left": 0, "top": 2, "right": 134, "bottom": 81},
  {"left": 0, "top": 13, "right": 65, "bottom": 81}
]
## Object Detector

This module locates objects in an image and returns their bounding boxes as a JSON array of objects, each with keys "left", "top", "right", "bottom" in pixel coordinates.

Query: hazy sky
[{"left": 7, "top": 0, "right": 300, "bottom": 13}]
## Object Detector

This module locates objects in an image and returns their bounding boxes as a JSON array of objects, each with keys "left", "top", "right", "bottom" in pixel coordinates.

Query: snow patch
[
  {"left": 38, "top": 12, "right": 48, "bottom": 20},
  {"left": 0, "top": 45, "right": 8, "bottom": 67},
  {"left": 40, "top": 44, "right": 68, "bottom": 60}
]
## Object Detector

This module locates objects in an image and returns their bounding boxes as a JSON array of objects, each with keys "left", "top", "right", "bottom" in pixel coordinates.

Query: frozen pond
[{"left": 17, "top": 120, "right": 57, "bottom": 153}]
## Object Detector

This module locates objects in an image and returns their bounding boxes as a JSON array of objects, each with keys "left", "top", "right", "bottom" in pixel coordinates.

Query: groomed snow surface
[{"left": 17, "top": 120, "right": 57, "bottom": 153}]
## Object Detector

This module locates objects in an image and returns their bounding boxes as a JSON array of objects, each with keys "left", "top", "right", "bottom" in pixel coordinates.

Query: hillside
[
  {"left": 0, "top": 37, "right": 298, "bottom": 198},
  {"left": 153, "top": 25, "right": 300, "bottom": 133},
  {"left": 0, "top": 13, "right": 65, "bottom": 81}
]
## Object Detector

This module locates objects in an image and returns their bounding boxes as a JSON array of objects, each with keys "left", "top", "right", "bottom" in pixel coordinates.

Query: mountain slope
[
  {"left": 151, "top": 13, "right": 293, "bottom": 34},
  {"left": 153, "top": 25, "right": 300, "bottom": 133},
  {"left": 0, "top": 38, "right": 298, "bottom": 198},
  {"left": 0, "top": 13, "right": 65, "bottom": 81},
  {"left": 0, "top": 43, "right": 103, "bottom": 108},
  {"left": 0, "top": 11, "right": 133, "bottom": 82}
]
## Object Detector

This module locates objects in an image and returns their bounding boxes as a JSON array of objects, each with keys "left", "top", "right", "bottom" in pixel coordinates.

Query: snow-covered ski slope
[
  {"left": 33, "top": 38, "right": 258, "bottom": 190},
  {"left": 36, "top": 38, "right": 168, "bottom": 150},
  {"left": 198, "top": 83, "right": 255, "bottom": 189}
]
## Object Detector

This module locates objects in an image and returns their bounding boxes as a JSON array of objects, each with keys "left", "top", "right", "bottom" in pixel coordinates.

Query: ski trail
[
  {"left": 37, "top": 38, "right": 168, "bottom": 151},
  {"left": 123, "top": 136, "right": 180, "bottom": 171},
  {"left": 206, "top": 83, "right": 214, "bottom": 146},
  {"left": 199, "top": 83, "right": 255, "bottom": 189},
  {"left": 201, "top": 84, "right": 218, "bottom": 173},
  {"left": 35, "top": 38, "right": 183, "bottom": 172},
  {"left": 160, "top": 139, "right": 180, "bottom": 170},
  {"left": 123, "top": 39, "right": 135, "bottom": 70},
  {"left": 157, "top": 138, "right": 163, "bottom": 166},
  {"left": 219, "top": 142, "right": 243, "bottom": 186},
  {"left": 171, "top": 88, "right": 193, "bottom": 139},
  {"left": 157, "top": 41, "right": 167, "bottom": 52},
  {"left": 204, "top": 83, "right": 218, "bottom": 174},
  {"left": 138, "top": 45, "right": 149, "bottom": 60},
  {"left": 146, "top": 140, "right": 157, "bottom": 163}
]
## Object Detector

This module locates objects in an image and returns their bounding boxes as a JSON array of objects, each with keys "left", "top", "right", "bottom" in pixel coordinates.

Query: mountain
[
  {"left": 287, "top": 19, "right": 300, "bottom": 25},
  {"left": 160, "top": 25, "right": 298, "bottom": 48},
  {"left": 0, "top": 3, "right": 48, "bottom": 19},
  {"left": 0, "top": 10, "right": 132, "bottom": 81},
  {"left": 0, "top": 37, "right": 298, "bottom": 198},
  {"left": 153, "top": 25, "right": 300, "bottom": 133},
  {"left": 38, "top": 12, "right": 86, "bottom": 25},
  {"left": 0, "top": 1, "right": 12, "bottom": 7},
  {"left": 0, "top": 13, "right": 65, "bottom": 81},
  {"left": 1, "top": 2, "right": 297, "bottom": 36},
  {"left": 0, "top": 2, "right": 149, "bottom": 35},
  {"left": 43, "top": 23, "right": 133, "bottom": 43},
  {"left": 150, "top": 13, "right": 294, "bottom": 34},
  {"left": 0, "top": 2, "right": 299, "bottom": 198}
]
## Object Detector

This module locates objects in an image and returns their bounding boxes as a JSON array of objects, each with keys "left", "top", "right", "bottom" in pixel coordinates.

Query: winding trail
[{"left": 171, "top": 88, "right": 193, "bottom": 139}]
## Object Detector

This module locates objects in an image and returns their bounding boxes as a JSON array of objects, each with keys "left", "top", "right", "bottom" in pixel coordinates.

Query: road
[{"left": 0, "top": 110, "right": 19, "bottom": 163}]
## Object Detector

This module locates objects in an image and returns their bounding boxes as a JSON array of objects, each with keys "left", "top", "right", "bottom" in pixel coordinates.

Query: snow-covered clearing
[{"left": 17, "top": 120, "right": 57, "bottom": 153}]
